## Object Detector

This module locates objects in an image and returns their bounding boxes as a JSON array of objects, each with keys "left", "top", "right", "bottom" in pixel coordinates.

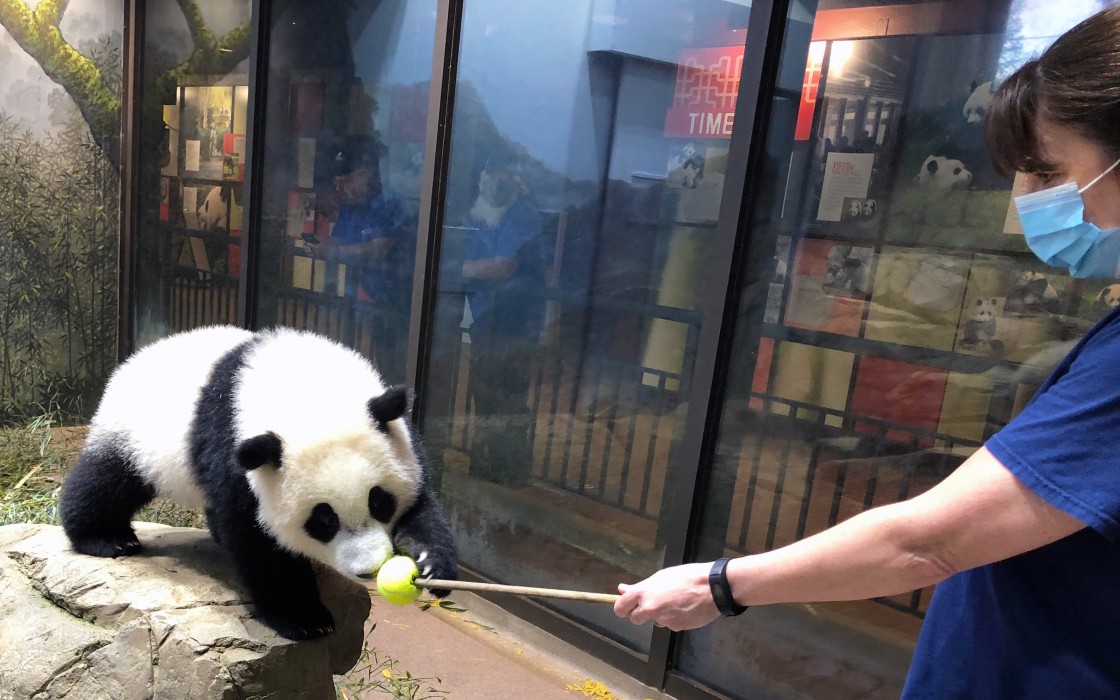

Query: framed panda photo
[
  {"left": 880, "top": 33, "right": 1020, "bottom": 251},
  {"left": 784, "top": 238, "right": 875, "bottom": 337},
  {"left": 951, "top": 255, "right": 1077, "bottom": 365},
  {"left": 840, "top": 196, "right": 881, "bottom": 233}
]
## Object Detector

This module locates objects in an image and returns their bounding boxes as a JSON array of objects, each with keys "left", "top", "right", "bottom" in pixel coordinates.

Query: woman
[{"left": 614, "top": 7, "right": 1120, "bottom": 697}]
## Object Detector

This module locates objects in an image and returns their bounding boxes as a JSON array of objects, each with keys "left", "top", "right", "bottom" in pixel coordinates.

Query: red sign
[
  {"left": 795, "top": 42, "right": 826, "bottom": 141},
  {"left": 664, "top": 45, "right": 744, "bottom": 139}
]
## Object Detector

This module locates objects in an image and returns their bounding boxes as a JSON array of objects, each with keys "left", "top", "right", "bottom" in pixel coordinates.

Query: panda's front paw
[
  {"left": 391, "top": 492, "right": 458, "bottom": 597},
  {"left": 257, "top": 601, "right": 335, "bottom": 641},
  {"left": 410, "top": 547, "right": 458, "bottom": 598},
  {"left": 70, "top": 531, "right": 142, "bottom": 558}
]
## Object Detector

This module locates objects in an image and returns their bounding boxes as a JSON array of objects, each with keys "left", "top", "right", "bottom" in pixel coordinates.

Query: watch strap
[{"left": 708, "top": 557, "right": 748, "bottom": 617}]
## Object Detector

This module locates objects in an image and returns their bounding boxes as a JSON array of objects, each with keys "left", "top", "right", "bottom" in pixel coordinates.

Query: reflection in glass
[
  {"left": 254, "top": 0, "right": 436, "bottom": 385},
  {"left": 134, "top": 0, "right": 251, "bottom": 347},
  {"left": 422, "top": 0, "right": 748, "bottom": 654},
  {"left": 677, "top": 1, "right": 1113, "bottom": 698}
]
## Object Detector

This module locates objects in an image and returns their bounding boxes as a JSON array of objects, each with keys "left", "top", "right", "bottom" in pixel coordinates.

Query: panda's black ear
[
  {"left": 368, "top": 385, "right": 413, "bottom": 432},
  {"left": 237, "top": 432, "right": 283, "bottom": 470}
]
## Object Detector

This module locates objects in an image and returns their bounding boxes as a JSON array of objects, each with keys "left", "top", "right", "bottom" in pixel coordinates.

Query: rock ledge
[{"left": 0, "top": 523, "right": 371, "bottom": 700}]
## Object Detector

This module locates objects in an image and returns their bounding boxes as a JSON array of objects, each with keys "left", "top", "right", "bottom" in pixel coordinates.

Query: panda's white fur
[
  {"left": 963, "top": 81, "right": 994, "bottom": 124},
  {"left": 915, "top": 155, "right": 973, "bottom": 189},
  {"left": 89, "top": 325, "right": 252, "bottom": 509},
  {"left": 236, "top": 330, "right": 420, "bottom": 577},
  {"left": 197, "top": 185, "right": 228, "bottom": 230},
  {"left": 62, "top": 325, "right": 457, "bottom": 640},
  {"left": 1098, "top": 284, "right": 1120, "bottom": 308}
]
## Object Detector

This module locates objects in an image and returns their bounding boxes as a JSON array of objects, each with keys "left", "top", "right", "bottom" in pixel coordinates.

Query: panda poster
[
  {"left": 881, "top": 33, "right": 1018, "bottom": 249},
  {"left": 952, "top": 255, "right": 1068, "bottom": 364},
  {"left": 783, "top": 238, "right": 872, "bottom": 337},
  {"left": 816, "top": 152, "right": 875, "bottom": 222},
  {"left": 864, "top": 248, "right": 969, "bottom": 351}
]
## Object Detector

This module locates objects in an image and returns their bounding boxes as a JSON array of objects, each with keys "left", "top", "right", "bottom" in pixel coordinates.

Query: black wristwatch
[{"left": 709, "top": 557, "right": 748, "bottom": 617}]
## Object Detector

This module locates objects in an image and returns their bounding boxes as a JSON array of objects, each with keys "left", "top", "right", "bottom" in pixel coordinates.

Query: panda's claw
[
  {"left": 70, "top": 532, "right": 142, "bottom": 558},
  {"left": 421, "top": 563, "right": 432, "bottom": 576},
  {"left": 417, "top": 551, "right": 428, "bottom": 563},
  {"left": 285, "top": 623, "right": 333, "bottom": 640},
  {"left": 258, "top": 601, "right": 335, "bottom": 641}
]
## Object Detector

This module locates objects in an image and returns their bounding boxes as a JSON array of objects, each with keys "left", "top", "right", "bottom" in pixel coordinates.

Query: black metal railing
[{"left": 728, "top": 392, "right": 980, "bottom": 617}]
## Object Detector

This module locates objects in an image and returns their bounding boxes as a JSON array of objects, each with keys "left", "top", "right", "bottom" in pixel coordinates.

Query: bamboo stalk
[{"left": 416, "top": 578, "right": 619, "bottom": 604}]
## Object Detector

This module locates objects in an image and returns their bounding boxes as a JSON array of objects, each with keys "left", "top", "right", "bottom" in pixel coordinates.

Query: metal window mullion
[
  {"left": 408, "top": 0, "right": 466, "bottom": 420},
  {"left": 237, "top": 0, "right": 272, "bottom": 331},
  {"left": 651, "top": 0, "right": 800, "bottom": 689},
  {"left": 118, "top": 0, "right": 145, "bottom": 360}
]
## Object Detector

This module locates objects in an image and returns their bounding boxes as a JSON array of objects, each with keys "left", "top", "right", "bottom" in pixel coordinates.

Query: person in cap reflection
[
  {"left": 308, "top": 136, "right": 416, "bottom": 383},
  {"left": 615, "top": 8, "right": 1120, "bottom": 698},
  {"left": 459, "top": 152, "right": 545, "bottom": 486}
]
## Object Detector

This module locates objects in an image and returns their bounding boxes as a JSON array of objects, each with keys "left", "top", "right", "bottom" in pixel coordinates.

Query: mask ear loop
[{"left": 1079, "top": 155, "right": 1120, "bottom": 194}]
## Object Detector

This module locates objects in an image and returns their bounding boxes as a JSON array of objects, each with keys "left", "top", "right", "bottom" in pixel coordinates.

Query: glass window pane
[
  {"left": 255, "top": 0, "right": 437, "bottom": 385},
  {"left": 135, "top": 0, "right": 251, "bottom": 346},
  {"left": 680, "top": 1, "right": 1118, "bottom": 697},
  {"left": 422, "top": 0, "right": 749, "bottom": 653}
]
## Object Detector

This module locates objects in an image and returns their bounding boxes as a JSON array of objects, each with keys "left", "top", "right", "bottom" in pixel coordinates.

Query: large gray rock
[{"left": 0, "top": 523, "right": 371, "bottom": 700}]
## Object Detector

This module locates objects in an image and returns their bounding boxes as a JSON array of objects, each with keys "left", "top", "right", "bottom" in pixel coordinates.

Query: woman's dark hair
[{"left": 987, "top": 6, "right": 1120, "bottom": 177}]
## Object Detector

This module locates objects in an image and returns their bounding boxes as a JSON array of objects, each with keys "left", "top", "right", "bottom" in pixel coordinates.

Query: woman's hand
[{"left": 614, "top": 562, "right": 721, "bottom": 631}]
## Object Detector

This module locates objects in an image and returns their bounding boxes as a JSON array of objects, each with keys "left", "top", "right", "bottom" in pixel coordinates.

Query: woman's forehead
[{"left": 1031, "top": 120, "right": 1101, "bottom": 170}]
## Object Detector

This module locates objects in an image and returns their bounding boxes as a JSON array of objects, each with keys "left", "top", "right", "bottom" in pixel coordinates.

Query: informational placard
[
  {"left": 161, "top": 104, "right": 179, "bottom": 176},
  {"left": 816, "top": 152, "right": 875, "bottom": 222},
  {"left": 182, "top": 185, "right": 198, "bottom": 224},
  {"left": 222, "top": 134, "right": 246, "bottom": 180},
  {"left": 184, "top": 139, "right": 201, "bottom": 172}
]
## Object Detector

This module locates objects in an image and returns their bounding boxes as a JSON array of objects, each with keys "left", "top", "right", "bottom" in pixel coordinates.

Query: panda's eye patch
[
  {"left": 304, "top": 503, "right": 340, "bottom": 543},
  {"left": 368, "top": 486, "right": 397, "bottom": 524}
]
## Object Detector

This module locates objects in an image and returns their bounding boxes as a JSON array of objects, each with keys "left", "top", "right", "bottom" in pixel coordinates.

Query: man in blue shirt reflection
[
  {"left": 309, "top": 137, "right": 416, "bottom": 382},
  {"left": 459, "top": 153, "right": 546, "bottom": 486}
]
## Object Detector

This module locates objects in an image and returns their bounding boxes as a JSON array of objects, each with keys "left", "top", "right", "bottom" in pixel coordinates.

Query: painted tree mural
[
  {"left": 0, "top": 0, "right": 250, "bottom": 170},
  {"left": 0, "top": 0, "right": 250, "bottom": 422}
]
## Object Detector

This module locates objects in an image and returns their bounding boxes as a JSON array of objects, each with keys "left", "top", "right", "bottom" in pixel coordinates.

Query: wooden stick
[{"left": 416, "top": 578, "right": 619, "bottom": 604}]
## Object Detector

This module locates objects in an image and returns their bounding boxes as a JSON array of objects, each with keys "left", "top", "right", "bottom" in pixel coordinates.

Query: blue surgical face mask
[{"left": 1014, "top": 156, "right": 1120, "bottom": 278}]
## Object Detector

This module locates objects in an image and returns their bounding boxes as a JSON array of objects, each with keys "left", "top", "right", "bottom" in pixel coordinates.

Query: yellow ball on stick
[{"left": 376, "top": 555, "right": 421, "bottom": 605}]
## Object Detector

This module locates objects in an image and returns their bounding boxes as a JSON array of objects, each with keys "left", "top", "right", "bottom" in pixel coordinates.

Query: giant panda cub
[{"left": 60, "top": 326, "right": 457, "bottom": 640}]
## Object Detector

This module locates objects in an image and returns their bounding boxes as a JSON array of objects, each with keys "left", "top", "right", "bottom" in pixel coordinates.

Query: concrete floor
[{"left": 339, "top": 588, "right": 676, "bottom": 700}]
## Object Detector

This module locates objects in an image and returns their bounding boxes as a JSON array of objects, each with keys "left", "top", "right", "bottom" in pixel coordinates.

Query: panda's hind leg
[{"left": 60, "top": 443, "right": 155, "bottom": 557}]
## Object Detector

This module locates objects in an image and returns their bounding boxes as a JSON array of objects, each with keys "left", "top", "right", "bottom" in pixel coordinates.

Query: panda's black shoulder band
[{"left": 237, "top": 432, "right": 283, "bottom": 470}]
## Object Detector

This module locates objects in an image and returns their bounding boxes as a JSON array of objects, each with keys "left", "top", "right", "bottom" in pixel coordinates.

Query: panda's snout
[{"left": 333, "top": 527, "right": 395, "bottom": 580}]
